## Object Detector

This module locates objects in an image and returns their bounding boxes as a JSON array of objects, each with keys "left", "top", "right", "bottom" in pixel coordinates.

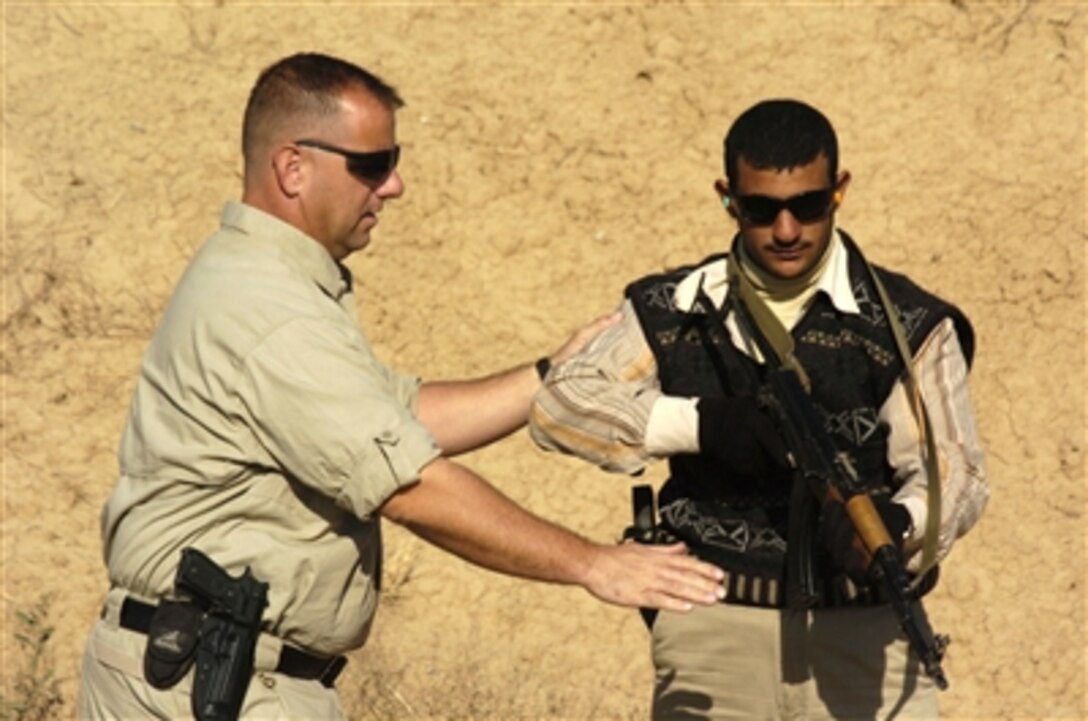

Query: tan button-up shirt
[{"left": 101, "top": 202, "right": 441, "bottom": 655}]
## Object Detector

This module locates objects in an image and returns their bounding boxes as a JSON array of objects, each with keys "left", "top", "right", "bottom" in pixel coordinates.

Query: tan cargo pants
[{"left": 651, "top": 602, "right": 941, "bottom": 720}]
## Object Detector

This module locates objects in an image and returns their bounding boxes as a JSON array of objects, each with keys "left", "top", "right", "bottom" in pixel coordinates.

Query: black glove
[
  {"left": 696, "top": 397, "right": 791, "bottom": 478},
  {"left": 820, "top": 497, "right": 911, "bottom": 585}
]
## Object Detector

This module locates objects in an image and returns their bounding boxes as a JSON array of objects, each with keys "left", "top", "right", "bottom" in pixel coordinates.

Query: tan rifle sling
[
  {"left": 725, "top": 251, "right": 942, "bottom": 585},
  {"left": 861, "top": 258, "right": 943, "bottom": 581}
]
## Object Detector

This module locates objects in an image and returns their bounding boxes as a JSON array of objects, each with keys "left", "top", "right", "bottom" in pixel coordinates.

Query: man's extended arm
[
  {"left": 417, "top": 364, "right": 540, "bottom": 455},
  {"left": 379, "top": 456, "right": 726, "bottom": 610},
  {"left": 882, "top": 317, "right": 989, "bottom": 570},
  {"left": 418, "top": 313, "right": 620, "bottom": 455}
]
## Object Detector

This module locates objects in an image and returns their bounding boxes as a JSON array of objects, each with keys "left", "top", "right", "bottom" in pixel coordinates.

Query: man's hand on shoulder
[{"left": 546, "top": 311, "right": 623, "bottom": 370}]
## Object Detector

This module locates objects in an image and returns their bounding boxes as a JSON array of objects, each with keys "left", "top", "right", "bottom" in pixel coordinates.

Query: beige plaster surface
[{"left": 3, "top": 2, "right": 1084, "bottom": 718}]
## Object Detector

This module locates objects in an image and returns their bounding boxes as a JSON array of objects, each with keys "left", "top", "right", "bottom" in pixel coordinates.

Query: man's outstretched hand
[
  {"left": 581, "top": 541, "right": 726, "bottom": 611},
  {"left": 384, "top": 457, "right": 725, "bottom": 613}
]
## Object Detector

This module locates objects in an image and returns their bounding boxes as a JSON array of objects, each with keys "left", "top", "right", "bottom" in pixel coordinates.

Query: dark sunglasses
[
  {"left": 296, "top": 139, "right": 400, "bottom": 183},
  {"left": 734, "top": 188, "right": 835, "bottom": 226}
]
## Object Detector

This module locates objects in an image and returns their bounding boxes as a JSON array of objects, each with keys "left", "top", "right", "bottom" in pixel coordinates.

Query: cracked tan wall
[{"left": 3, "top": 2, "right": 1084, "bottom": 718}]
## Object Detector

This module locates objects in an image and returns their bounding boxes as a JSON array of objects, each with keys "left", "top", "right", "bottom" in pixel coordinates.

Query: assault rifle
[{"left": 728, "top": 288, "right": 951, "bottom": 690}]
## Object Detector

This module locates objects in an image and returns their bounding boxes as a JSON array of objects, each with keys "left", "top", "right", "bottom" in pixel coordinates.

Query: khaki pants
[
  {"left": 77, "top": 589, "right": 345, "bottom": 720},
  {"left": 650, "top": 603, "right": 940, "bottom": 721}
]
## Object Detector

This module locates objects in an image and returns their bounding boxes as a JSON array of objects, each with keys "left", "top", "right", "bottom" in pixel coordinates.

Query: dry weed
[{"left": 0, "top": 594, "right": 64, "bottom": 721}]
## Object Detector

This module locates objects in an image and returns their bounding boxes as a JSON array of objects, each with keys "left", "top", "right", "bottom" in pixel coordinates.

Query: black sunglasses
[
  {"left": 296, "top": 139, "right": 400, "bottom": 183},
  {"left": 734, "top": 188, "right": 835, "bottom": 226}
]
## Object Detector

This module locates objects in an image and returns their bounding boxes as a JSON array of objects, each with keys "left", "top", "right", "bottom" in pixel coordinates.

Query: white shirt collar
[{"left": 672, "top": 229, "right": 860, "bottom": 316}]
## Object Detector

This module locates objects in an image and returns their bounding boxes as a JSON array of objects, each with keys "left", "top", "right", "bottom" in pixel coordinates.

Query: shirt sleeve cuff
[
  {"left": 645, "top": 396, "right": 700, "bottom": 457},
  {"left": 345, "top": 420, "right": 442, "bottom": 519}
]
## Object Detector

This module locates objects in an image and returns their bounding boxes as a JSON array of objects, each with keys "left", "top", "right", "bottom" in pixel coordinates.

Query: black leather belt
[{"left": 119, "top": 597, "right": 347, "bottom": 688}]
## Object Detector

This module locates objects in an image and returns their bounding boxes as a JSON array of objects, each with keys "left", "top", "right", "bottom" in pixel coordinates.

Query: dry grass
[{"left": 1, "top": 595, "right": 64, "bottom": 721}]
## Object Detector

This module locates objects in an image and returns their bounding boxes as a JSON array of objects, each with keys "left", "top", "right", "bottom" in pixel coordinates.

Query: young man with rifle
[{"left": 530, "top": 99, "right": 989, "bottom": 719}]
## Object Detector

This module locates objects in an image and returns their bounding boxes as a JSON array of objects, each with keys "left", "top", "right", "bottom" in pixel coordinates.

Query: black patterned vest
[{"left": 626, "top": 232, "right": 973, "bottom": 606}]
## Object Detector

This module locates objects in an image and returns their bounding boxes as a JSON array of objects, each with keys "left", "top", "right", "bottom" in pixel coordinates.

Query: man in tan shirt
[{"left": 77, "top": 52, "right": 726, "bottom": 720}]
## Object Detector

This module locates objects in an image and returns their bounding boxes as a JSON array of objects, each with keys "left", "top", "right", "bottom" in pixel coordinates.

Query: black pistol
[{"left": 176, "top": 548, "right": 269, "bottom": 721}]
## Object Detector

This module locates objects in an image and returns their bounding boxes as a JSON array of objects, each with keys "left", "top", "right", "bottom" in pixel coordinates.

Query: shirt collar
[
  {"left": 219, "top": 201, "right": 352, "bottom": 301},
  {"left": 672, "top": 229, "right": 860, "bottom": 315}
]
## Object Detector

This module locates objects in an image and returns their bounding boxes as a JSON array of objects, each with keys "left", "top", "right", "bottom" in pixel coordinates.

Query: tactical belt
[
  {"left": 715, "top": 565, "right": 939, "bottom": 610},
  {"left": 626, "top": 488, "right": 938, "bottom": 612},
  {"left": 119, "top": 596, "right": 347, "bottom": 688}
]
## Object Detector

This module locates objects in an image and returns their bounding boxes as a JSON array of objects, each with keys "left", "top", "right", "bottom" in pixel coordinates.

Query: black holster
[
  {"left": 142, "top": 548, "right": 269, "bottom": 721},
  {"left": 144, "top": 598, "right": 203, "bottom": 689}
]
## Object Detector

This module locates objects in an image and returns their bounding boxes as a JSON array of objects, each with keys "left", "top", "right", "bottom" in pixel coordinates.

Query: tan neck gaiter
[{"left": 737, "top": 237, "right": 834, "bottom": 330}]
